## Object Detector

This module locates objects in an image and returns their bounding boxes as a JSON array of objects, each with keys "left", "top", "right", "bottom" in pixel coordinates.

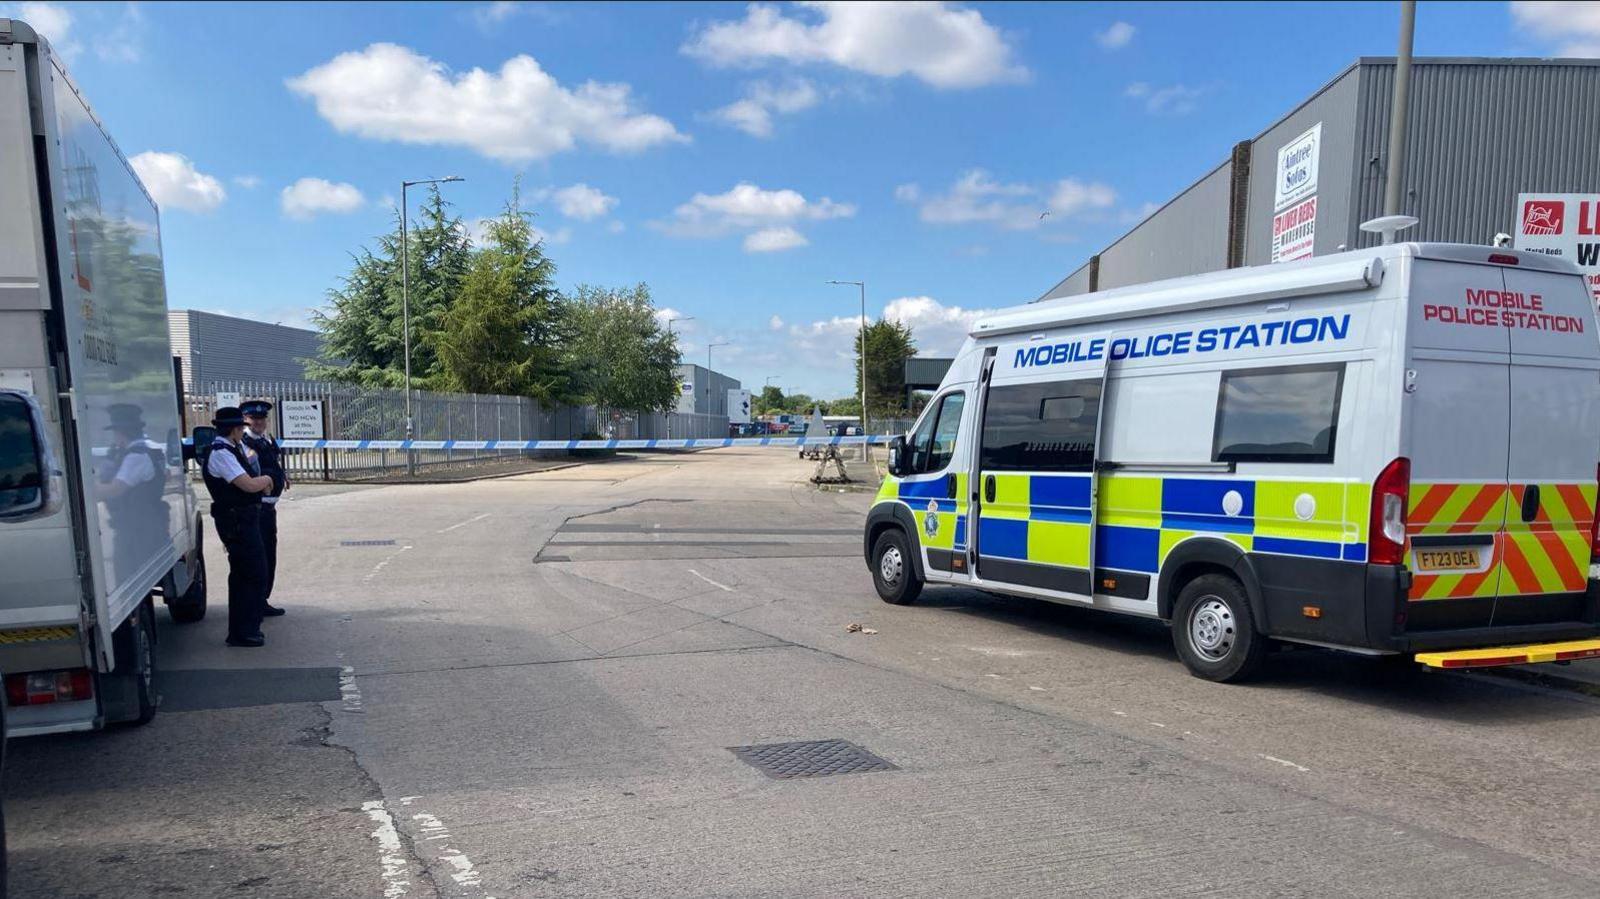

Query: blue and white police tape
[{"left": 253, "top": 434, "right": 897, "bottom": 451}]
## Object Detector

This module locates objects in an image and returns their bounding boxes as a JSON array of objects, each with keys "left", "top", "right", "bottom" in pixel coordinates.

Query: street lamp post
[
  {"left": 827, "top": 279, "right": 868, "bottom": 459},
  {"left": 400, "top": 175, "right": 464, "bottom": 475}
]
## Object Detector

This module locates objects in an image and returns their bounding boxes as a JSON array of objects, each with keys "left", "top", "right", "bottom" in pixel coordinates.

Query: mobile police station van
[{"left": 866, "top": 240, "right": 1600, "bottom": 681}]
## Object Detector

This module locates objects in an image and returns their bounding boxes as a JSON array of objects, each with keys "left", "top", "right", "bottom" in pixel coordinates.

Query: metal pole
[
  {"left": 1382, "top": 0, "right": 1416, "bottom": 218},
  {"left": 858, "top": 281, "right": 868, "bottom": 449},
  {"left": 401, "top": 181, "right": 414, "bottom": 475}
]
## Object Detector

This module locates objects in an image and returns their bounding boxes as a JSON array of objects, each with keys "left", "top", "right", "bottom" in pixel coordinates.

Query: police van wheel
[
  {"left": 872, "top": 529, "right": 922, "bottom": 606},
  {"left": 1172, "top": 574, "right": 1266, "bottom": 683},
  {"left": 170, "top": 546, "right": 207, "bottom": 624}
]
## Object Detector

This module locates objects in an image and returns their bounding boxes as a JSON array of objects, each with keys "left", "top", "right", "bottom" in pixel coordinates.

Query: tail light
[
  {"left": 1591, "top": 462, "right": 1600, "bottom": 563},
  {"left": 1370, "top": 457, "right": 1410, "bottom": 566},
  {"left": 4, "top": 669, "right": 94, "bottom": 706}
]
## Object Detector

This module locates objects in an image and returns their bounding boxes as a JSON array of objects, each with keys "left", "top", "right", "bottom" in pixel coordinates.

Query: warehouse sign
[
  {"left": 1273, "top": 123, "right": 1321, "bottom": 210},
  {"left": 1271, "top": 123, "right": 1321, "bottom": 263},
  {"left": 1515, "top": 193, "right": 1600, "bottom": 304}
]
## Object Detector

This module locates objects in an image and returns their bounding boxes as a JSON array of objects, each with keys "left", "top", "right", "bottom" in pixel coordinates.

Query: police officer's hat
[
  {"left": 212, "top": 406, "right": 247, "bottom": 429},
  {"left": 105, "top": 403, "right": 145, "bottom": 433},
  {"left": 240, "top": 400, "right": 273, "bottom": 417}
]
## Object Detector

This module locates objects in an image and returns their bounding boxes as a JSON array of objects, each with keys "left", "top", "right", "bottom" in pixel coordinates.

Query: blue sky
[{"left": 8, "top": 1, "right": 1591, "bottom": 397}]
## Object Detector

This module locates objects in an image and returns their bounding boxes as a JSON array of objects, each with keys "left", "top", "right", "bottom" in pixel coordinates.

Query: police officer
[
  {"left": 98, "top": 403, "right": 168, "bottom": 584},
  {"left": 241, "top": 400, "right": 288, "bottom": 616},
  {"left": 201, "top": 407, "right": 275, "bottom": 647}
]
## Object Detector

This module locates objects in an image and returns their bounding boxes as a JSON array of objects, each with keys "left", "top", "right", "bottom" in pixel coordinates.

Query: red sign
[{"left": 1522, "top": 199, "right": 1564, "bottom": 236}]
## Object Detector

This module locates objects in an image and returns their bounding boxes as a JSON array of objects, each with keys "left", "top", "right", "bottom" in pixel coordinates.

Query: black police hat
[
  {"left": 241, "top": 400, "right": 273, "bottom": 417},
  {"left": 212, "top": 406, "right": 247, "bottom": 429},
  {"left": 105, "top": 403, "right": 146, "bottom": 432}
]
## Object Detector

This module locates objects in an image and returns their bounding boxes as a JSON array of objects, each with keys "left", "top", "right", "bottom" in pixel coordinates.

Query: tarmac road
[{"left": 7, "top": 448, "right": 1600, "bottom": 897}]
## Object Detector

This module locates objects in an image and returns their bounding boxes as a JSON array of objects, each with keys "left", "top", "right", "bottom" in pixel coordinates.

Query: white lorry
[
  {"left": 868, "top": 241, "right": 1600, "bottom": 681},
  {"left": 0, "top": 19, "right": 206, "bottom": 735}
]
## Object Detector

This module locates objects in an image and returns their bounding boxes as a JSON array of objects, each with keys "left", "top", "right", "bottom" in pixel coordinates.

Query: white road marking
[
  {"left": 339, "top": 666, "right": 364, "bottom": 713},
  {"left": 409, "top": 809, "right": 494, "bottom": 896},
  {"left": 1148, "top": 721, "right": 1167, "bottom": 728},
  {"left": 688, "top": 569, "right": 733, "bottom": 592},
  {"left": 439, "top": 513, "right": 492, "bottom": 534},
  {"left": 1260, "top": 754, "right": 1311, "bottom": 773},
  {"left": 362, "top": 800, "right": 412, "bottom": 898},
  {"left": 363, "top": 544, "right": 413, "bottom": 583}
]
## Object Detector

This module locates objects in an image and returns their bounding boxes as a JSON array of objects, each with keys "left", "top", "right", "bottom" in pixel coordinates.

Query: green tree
[
  {"left": 436, "top": 188, "right": 568, "bottom": 400},
  {"left": 828, "top": 395, "right": 861, "bottom": 418},
  {"left": 754, "top": 385, "right": 785, "bottom": 415},
  {"left": 308, "top": 186, "right": 471, "bottom": 388},
  {"left": 856, "top": 319, "right": 917, "bottom": 417},
  {"left": 564, "top": 283, "right": 680, "bottom": 413}
]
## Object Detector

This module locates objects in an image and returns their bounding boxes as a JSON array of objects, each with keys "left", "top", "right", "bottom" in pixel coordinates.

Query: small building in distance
[
  {"left": 675, "top": 363, "right": 741, "bottom": 416},
  {"left": 167, "top": 309, "right": 329, "bottom": 386}
]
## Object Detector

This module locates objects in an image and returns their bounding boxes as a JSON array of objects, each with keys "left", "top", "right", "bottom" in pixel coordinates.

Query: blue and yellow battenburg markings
[{"left": 879, "top": 472, "right": 1370, "bottom": 585}]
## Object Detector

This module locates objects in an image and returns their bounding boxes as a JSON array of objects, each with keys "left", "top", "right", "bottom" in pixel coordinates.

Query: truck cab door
[{"left": 897, "top": 389, "right": 971, "bottom": 582}]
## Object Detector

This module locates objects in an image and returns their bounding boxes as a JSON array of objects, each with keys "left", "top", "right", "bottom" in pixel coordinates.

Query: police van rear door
[
  {"left": 1403, "top": 257, "right": 1512, "bottom": 623},
  {"left": 1498, "top": 258, "right": 1600, "bottom": 624},
  {"left": 972, "top": 335, "right": 1109, "bottom": 599}
]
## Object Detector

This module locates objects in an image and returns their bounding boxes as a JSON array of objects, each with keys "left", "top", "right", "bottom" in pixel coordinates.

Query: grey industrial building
[
  {"left": 167, "top": 309, "right": 328, "bottom": 385},
  {"left": 675, "top": 363, "right": 741, "bottom": 416},
  {"left": 1042, "top": 57, "right": 1600, "bottom": 300}
]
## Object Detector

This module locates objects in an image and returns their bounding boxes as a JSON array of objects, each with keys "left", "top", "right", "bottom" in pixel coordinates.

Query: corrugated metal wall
[
  {"left": 170, "top": 309, "right": 326, "bottom": 384},
  {"left": 674, "top": 363, "right": 742, "bottom": 415},
  {"left": 1348, "top": 58, "right": 1600, "bottom": 250},
  {"left": 1039, "top": 58, "right": 1600, "bottom": 299}
]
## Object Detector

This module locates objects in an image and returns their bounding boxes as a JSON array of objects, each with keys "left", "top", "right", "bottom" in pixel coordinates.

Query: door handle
[
  {"left": 1521, "top": 484, "right": 1541, "bottom": 523},
  {"left": 984, "top": 475, "right": 996, "bottom": 504},
  {"left": 947, "top": 476, "right": 958, "bottom": 500}
]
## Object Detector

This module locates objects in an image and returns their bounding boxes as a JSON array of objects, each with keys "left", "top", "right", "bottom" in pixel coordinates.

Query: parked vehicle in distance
[
  {"left": 868, "top": 241, "right": 1600, "bottom": 681},
  {"left": 0, "top": 18, "right": 206, "bottom": 735}
]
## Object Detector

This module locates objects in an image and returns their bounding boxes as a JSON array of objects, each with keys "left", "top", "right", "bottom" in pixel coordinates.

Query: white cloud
[
  {"left": 533, "top": 224, "right": 572, "bottom": 245},
  {"left": 233, "top": 175, "right": 261, "bottom": 189},
  {"left": 607, "top": 220, "right": 626, "bottom": 234},
  {"left": 744, "top": 226, "right": 809, "bottom": 252},
  {"left": 655, "top": 182, "right": 855, "bottom": 251},
  {"left": 1512, "top": 1, "right": 1600, "bottom": 56},
  {"left": 1124, "top": 81, "right": 1207, "bottom": 115},
  {"left": 93, "top": 3, "right": 145, "bottom": 63},
  {"left": 473, "top": 1, "right": 520, "bottom": 28},
  {"left": 129, "top": 152, "right": 227, "bottom": 213},
  {"left": 881, "top": 295, "right": 992, "bottom": 355},
  {"left": 898, "top": 169, "right": 1115, "bottom": 232},
  {"left": 280, "top": 177, "right": 365, "bottom": 220},
  {"left": 286, "top": 43, "right": 687, "bottom": 163},
  {"left": 12, "top": 2, "right": 79, "bottom": 58},
  {"left": 547, "top": 183, "right": 618, "bottom": 220},
  {"left": 683, "top": 1, "right": 1026, "bottom": 89},
  {"left": 710, "top": 78, "right": 820, "bottom": 137},
  {"left": 1095, "top": 21, "right": 1135, "bottom": 49},
  {"left": 769, "top": 314, "right": 785, "bottom": 330}
]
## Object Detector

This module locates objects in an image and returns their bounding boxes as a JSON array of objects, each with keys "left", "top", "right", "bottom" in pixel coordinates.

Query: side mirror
[
  {"left": 187, "top": 426, "right": 216, "bottom": 462},
  {"left": 887, "top": 434, "right": 907, "bottom": 477},
  {"left": 0, "top": 391, "right": 49, "bottom": 519}
]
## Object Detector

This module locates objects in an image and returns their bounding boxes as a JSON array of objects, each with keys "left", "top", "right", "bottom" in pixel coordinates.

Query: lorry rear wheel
[
  {"left": 1171, "top": 574, "right": 1267, "bottom": 683},
  {"left": 169, "top": 543, "right": 207, "bottom": 624},
  {"left": 129, "top": 602, "right": 158, "bottom": 725},
  {"left": 871, "top": 529, "right": 922, "bottom": 606},
  {"left": 108, "top": 601, "right": 159, "bottom": 726}
]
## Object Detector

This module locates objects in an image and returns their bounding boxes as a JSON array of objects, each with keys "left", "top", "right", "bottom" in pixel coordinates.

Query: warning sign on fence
[{"left": 281, "top": 400, "right": 325, "bottom": 440}]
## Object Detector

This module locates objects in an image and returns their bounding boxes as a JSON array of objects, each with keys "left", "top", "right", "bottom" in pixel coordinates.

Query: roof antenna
[{"left": 1360, "top": 214, "right": 1419, "bottom": 246}]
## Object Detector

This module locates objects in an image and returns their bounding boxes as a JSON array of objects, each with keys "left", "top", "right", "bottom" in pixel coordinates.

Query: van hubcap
[
  {"left": 879, "top": 545, "right": 904, "bottom": 585},
  {"left": 1190, "top": 597, "right": 1236, "bottom": 661}
]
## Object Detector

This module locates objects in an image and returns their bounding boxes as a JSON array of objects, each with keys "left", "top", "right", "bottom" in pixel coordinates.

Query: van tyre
[
  {"left": 1172, "top": 574, "right": 1266, "bottom": 683},
  {"left": 871, "top": 529, "right": 922, "bottom": 606},
  {"left": 169, "top": 544, "right": 207, "bottom": 624}
]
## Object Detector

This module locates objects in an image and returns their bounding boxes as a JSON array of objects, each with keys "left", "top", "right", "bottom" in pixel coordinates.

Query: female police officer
[{"left": 202, "top": 407, "right": 275, "bottom": 647}]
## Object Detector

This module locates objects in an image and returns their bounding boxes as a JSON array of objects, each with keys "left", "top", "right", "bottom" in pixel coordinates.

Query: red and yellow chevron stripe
[{"left": 1406, "top": 481, "right": 1595, "bottom": 601}]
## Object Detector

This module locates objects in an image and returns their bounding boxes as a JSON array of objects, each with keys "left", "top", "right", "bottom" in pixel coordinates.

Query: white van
[{"left": 865, "top": 243, "right": 1600, "bottom": 681}]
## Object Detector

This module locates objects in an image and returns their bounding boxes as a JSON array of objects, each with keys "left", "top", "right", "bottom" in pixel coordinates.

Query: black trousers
[
  {"left": 260, "top": 503, "right": 278, "bottom": 602},
  {"left": 213, "top": 505, "right": 267, "bottom": 640}
]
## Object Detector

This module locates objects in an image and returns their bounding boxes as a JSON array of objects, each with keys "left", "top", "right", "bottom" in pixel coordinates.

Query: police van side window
[
  {"left": 907, "top": 392, "right": 965, "bottom": 474},
  {"left": 981, "top": 380, "right": 1102, "bottom": 471},
  {"left": 1212, "top": 363, "right": 1344, "bottom": 464}
]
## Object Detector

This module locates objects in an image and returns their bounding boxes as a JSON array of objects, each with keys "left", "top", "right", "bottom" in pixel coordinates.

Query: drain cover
[
  {"left": 340, "top": 540, "right": 397, "bottom": 547},
  {"left": 729, "top": 739, "right": 897, "bottom": 779}
]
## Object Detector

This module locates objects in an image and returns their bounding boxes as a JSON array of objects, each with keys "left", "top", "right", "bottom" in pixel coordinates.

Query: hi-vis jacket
[{"left": 867, "top": 243, "right": 1600, "bottom": 657}]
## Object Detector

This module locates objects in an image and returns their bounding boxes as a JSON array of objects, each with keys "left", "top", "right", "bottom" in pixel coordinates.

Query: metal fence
[{"left": 186, "top": 380, "right": 729, "bottom": 479}]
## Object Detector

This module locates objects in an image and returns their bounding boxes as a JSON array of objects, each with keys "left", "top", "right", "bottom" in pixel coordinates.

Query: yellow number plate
[{"left": 1415, "top": 548, "right": 1482, "bottom": 571}]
